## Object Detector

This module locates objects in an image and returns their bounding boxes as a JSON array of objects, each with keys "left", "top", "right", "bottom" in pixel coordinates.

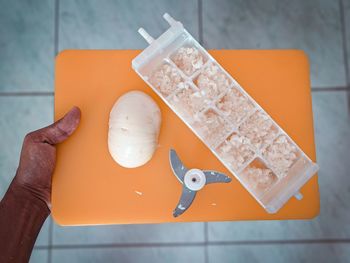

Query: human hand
[{"left": 11, "top": 107, "right": 81, "bottom": 209}]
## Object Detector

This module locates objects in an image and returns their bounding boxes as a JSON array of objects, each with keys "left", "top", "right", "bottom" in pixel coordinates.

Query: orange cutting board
[{"left": 53, "top": 50, "right": 319, "bottom": 225}]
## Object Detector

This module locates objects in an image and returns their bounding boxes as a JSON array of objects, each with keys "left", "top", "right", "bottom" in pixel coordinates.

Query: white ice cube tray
[{"left": 132, "top": 13, "right": 319, "bottom": 213}]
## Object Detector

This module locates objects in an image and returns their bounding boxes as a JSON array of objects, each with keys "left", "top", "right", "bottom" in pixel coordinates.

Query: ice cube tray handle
[
  {"left": 294, "top": 192, "right": 303, "bottom": 200},
  {"left": 163, "top": 13, "right": 179, "bottom": 26},
  {"left": 138, "top": 28, "right": 154, "bottom": 44},
  {"left": 138, "top": 13, "right": 182, "bottom": 45}
]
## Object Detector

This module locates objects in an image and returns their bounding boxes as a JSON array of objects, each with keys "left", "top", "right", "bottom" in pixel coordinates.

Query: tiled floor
[{"left": 1, "top": 0, "right": 350, "bottom": 262}]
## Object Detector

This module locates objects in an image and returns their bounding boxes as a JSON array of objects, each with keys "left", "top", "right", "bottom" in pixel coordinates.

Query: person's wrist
[
  {"left": 7, "top": 176, "right": 51, "bottom": 214},
  {"left": 0, "top": 176, "right": 50, "bottom": 263}
]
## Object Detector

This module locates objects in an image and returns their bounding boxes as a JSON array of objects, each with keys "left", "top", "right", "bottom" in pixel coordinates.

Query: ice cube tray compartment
[
  {"left": 259, "top": 154, "right": 318, "bottom": 213},
  {"left": 215, "top": 87, "right": 256, "bottom": 126},
  {"left": 215, "top": 132, "right": 255, "bottom": 172},
  {"left": 149, "top": 62, "right": 186, "bottom": 97},
  {"left": 170, "top": 45, "right": 208, "bottom": 77},
  {"left": 193, "top": 62, "right": 232, "bottom": 101},
  {"left": 238, "top": 110, "right": 279, "bottom": 151},
  {"left": 240, "top": 158, "right": 278, "bottom": 198},
  {"left": 132, "top": 13, "right": 319, "bottom": 213},
  {"left": 192, "top": 108, "right": 233, "bottom": 147},
  {"left": 262, "top": 135, "right": 302, "bottom": 178},
  {"left": 167, "top": 82, "right": 208, "bottom": 123}
]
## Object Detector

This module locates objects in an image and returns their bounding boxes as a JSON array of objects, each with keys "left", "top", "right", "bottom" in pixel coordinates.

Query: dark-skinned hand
[
  {"left": 0, "top": 106, "right": 81, "bottom": 263},
  {"left": 12, "top": 106, "right": 81, "bottom": 209}
]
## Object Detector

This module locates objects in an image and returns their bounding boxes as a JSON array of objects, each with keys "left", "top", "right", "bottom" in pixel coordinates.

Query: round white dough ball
[{"left": 108, "top": 91, "right": 161, "bottom": 168}]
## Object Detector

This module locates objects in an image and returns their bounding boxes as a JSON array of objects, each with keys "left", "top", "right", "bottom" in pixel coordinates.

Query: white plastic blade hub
[{"left": 184, "top": 169, "right": 206, "bottom": 191}]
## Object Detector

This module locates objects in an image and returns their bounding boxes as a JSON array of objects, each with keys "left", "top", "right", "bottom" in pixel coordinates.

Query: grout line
[
  {"left": 198, "top": 0, "right": 203, "bottom": 46},
  {"left": 206, "top": 239, "right": 350, "bottom": 246},
  {"left": 0, "top": 87, "right": 346, "bottom": 97},
  {"left": 339, "top": 0, "right": 350, "bottom": 86},
  {"left": 204, "top": 223, "right": 209, "bottom": 263},
  {"left": 311, "top": 86, "right": 349, "bottom": 92},
  {"left": 204, "top": 223, "right": 208, "bottom": 241},
  {"left": 33, "top": 238, "right": 350, "bottom": 250},
  {"left": 54, "top": 0, "right": 60, "bottom": 55},
  {"left": 48, "top": 1, "right": 59, "bottom": 261},
  {"left": 339, "top": 0, "right": 350, "bottom": 114},
  {"left": 0, "top": 92, "right": 54, "bottom": 96},
  {"left": 47, "top": 217, "right": 53, "bottom": 263},
  {"left": 36, "top": 242, "right": 206, "bottom": 250},
  {"left": 348, "top": 90, "right": 350, "bottom": 115}
]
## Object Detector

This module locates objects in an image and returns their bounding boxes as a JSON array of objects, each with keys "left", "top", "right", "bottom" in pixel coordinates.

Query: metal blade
[
  {"left": 173, "top": 186, "right": 196, "bottom": 217},
  {"left": 169, "top": 149, "right": 188, "bottom": 183},
  {"left": 203, "top": 171, "right": 232, "bottom": 184}
]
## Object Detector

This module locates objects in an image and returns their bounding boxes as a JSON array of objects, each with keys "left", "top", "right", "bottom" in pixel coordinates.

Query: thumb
[{"left": 32, "top": 106, "right": 81, "bottom": 145}]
